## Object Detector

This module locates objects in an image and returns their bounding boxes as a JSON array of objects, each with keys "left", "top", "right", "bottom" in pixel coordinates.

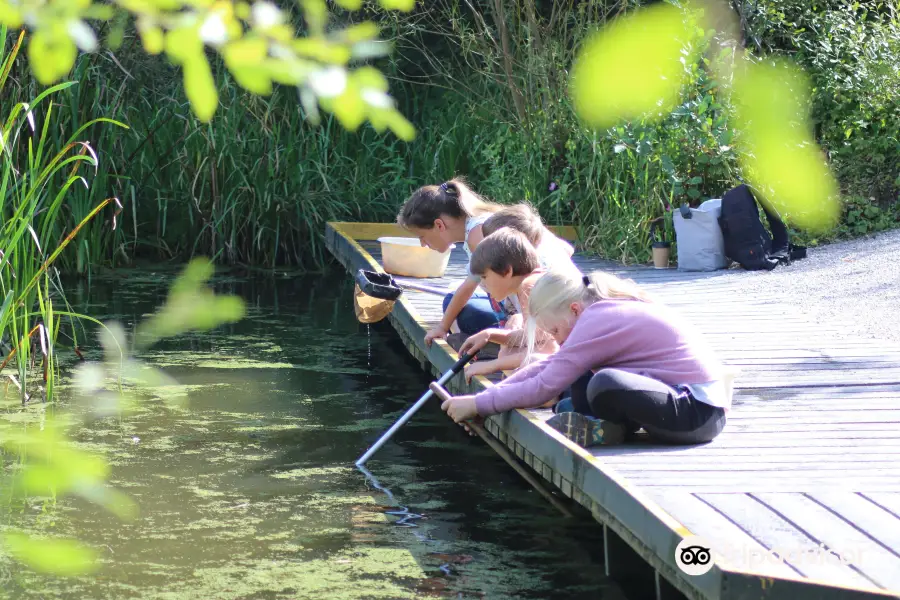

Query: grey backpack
[{"left": 673, "top": 198, "right": 729, "bottom": 271}]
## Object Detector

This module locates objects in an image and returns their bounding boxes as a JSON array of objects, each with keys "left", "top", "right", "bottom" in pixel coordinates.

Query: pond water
[{"left": 1, "top": 268, "right": 621, "bottom": 599}]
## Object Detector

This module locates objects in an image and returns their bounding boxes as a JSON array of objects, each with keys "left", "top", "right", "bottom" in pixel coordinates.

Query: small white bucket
[{"left": 378, "top": 237, "right": 456, "bottom": 278}]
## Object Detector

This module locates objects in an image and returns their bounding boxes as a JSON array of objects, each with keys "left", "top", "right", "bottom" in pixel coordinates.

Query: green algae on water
[{"left": 0, "top": 273, "right": 613, "bottom": 600}]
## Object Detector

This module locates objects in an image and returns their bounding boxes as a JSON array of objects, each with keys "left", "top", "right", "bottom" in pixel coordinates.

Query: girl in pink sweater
[{"left": 440, "top": 268, "right": 732, "bottom": 446}]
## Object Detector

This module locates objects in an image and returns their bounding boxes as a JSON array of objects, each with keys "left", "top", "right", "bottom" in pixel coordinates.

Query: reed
[
  {"left": 0, "top": 13, "right": 736, "bottom": 269},
  {"left": 6, "top": 0, "right": 890, "bottom": 272},
  {"left": 0, "top": 27, "right": 126, "bottom": 401}
]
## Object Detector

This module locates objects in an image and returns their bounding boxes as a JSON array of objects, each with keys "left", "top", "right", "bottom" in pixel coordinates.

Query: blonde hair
[
  {"left": 470, "top": 228, "right": 540, "bottom": 277},
  {"left": 524, "top": 269, "right": 651, "bottom": 360},
  {"left": 481, "top": 203, "right": 544, "bottom": 247},
  {"left": 397, "top": 178, "right": 501, "bottom": 229}
]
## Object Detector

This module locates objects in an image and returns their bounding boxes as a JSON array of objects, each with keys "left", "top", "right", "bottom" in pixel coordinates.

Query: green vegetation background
[{"left": 7, "top": 0, "right": 899, "bottom": 272}]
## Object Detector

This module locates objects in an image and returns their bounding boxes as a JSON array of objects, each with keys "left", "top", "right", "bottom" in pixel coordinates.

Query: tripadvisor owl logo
[{"left": 675, "top": 536, "right": 715, "bottom": 576}]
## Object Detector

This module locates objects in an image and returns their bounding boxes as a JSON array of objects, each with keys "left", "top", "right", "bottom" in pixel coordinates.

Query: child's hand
[
  {"left": 429, "top": 383, "right": 481, "bottom": 435},
  {"left": 460, "top": 330, "right": 491, "bottom": 356},
  {"left": 459, "top": 416, "right": 483, "bottom": 436},
  {"left": 441, "top": 395, "right": 479, "bottom": 423},
  {"left": 424, "top": 324, "right": 449, "bottom": 347},
  {"left": 464, "top": 360, "right": 496, "bottom": 383}
]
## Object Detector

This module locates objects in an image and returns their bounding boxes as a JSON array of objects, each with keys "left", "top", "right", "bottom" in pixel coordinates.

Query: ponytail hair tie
[
  {"left": 439, "top": 182, "right": 449, "bottom": 192},
  {"left": 582, "top": 274, "right": 591, "bottom": 287}
]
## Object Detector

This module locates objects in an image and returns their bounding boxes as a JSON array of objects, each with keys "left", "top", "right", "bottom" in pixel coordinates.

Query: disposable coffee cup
[{"left": 652, "top": 242, "right": 671, "bottom": 269}]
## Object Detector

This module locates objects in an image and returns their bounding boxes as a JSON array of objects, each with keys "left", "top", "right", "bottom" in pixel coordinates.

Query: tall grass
[
  {"left": 0, "top": 27, "right": 125, "bottom": 401},
  {"left": 9, "top": 1, "right": 892, "bottom": 272},
  {"left": 30, "top": 6, "right": 736, "bottom": 268}
]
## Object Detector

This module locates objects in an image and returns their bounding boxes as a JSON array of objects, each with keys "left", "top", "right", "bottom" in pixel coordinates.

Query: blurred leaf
[
  {"left": 0, "top": 5, "right": 24, "bottom": 27},
  {"left": 135, "top": 258, "right": 245, "bottom": 348},
  {"left": 176, "top": 256, "right": 216, "bottom": 289},
  {"left": 106, "top": 18, "right": 126, "bottom": 51},
  {"left": 379, "top": 0, "right": 416, "bottom": 12},
  {"left": 570, "top": 3, "right": 691, "bottom": 129},
  {"left": 294, "top": 39, "right": 351, "bottom": 64},
  {"left": 20, "top": 465, "right": 66, "bottom": 495},
  {"left": 49, "top": 445, "right": 109, "bottom": 486},
  {"left": 340, "top": 22, "right": 380, "bottom": 43},
  {"left": 215, "top": 295, "right": 247, "bottom": 323},
  {"left": 352, "top": 66, "right": 388, "bottom": 92},
  {"left": 139, "top": 26, "right": 165, "bottom": 55},
  {"left": 385, "top": 110, "right": 415, "bottom": 141},
  {"left": 350, "top": 40, "right": 390, "bottom": 60},
  {"left": 29, "top": 28, "right": 77, "bottom": 84},
  {"left": 230, "top": 65, "right": 273, "bottom": 95},
  {"left": 86, "top": 4, "right": 116, "bottom": 20},
  {"left": 68, "top": 20, "right": 98, "bottom": 52},
  {"left": 224, "top": 38, "right": 272, "bottom": 94},
  {"left": 332, "top": 83, "right": 365, "bottom": 131},
  {"left": 301, "top": 0, "right": 328, "bottom": 34},
  {"left": 77, "top": 485, "right": 139, "bottom": 521},
  {"left": 183, "top": 55, "right": 219, "bottom": 122},
  {"left": 268, "top": 58, "right": 313, "bottom": 86},
  {"left": 165, "top": 26, "right": 203, "bottom": 64},
  {"left": 4, "top": 533, "right": 98, "bottom": 576},
  {"left": 732, "top": 59, "right": 841, "bottom": 232},
  {"left": 334, "top": 0, "right": 363, "bottom": 10}
]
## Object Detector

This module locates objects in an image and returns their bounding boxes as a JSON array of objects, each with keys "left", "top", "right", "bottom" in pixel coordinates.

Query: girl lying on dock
[
  {"left": 438, "top": 268, "right": 732, "bottom": 446},
  {"left": 397, "top": 182, "right": 574, "bottom": 346},
  {"left": 458, "top": 227, "right": 561, "bottom": 382}
]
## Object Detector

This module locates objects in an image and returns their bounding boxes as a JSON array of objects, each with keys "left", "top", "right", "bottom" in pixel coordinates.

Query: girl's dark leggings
[{"left": 559, "top": 369, "right": 727, "bottom": 444}]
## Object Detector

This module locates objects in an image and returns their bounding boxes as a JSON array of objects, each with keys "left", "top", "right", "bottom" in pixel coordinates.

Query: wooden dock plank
[
  {"left": 330, "top": 224, "right": 900, "bottom": 600},
  {"left": 807, "top": 493, "right": 900, "bottom": 561},
  {"left": 863, "top": 494, "right": 900, "bottom": 520},
  {"left": 609, "top": 461, "right": 900, "bottom": 472},
  {"left": 750, "top": 493, "right": 900, "bottom": 591},
  {"left": 645, "top": 492, "right": 801, "bottom": 579},
  {"left": 694, "top": 493, "right": 874, "bottom": 587},
  {"left": 598, "top": 447, "right": 900, "bottom": 460}
]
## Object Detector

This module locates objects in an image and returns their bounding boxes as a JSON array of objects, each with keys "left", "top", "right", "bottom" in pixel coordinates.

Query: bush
[
  {"left": 745, "top": 1, "right": 900, "bottom": 204},
  {"left": 14, "top": 0, "right": 899, "bottom": 270}
]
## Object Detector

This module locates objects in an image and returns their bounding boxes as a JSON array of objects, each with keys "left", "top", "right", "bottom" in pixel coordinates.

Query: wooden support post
[
  {"left": 604, "top": 524, "right": 658, "bottom": 600},
  {"left": 656, "top": 570, "right": 689, "bottom": 600}
]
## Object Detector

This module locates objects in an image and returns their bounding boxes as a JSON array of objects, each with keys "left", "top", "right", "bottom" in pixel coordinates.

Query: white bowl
[{"left": 377, "top": 237, "right": 456, "bottom": 278}]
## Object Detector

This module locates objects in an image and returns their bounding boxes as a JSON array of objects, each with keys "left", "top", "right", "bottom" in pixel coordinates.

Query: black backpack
[{"left": 718, "top": 184, "right": 804, "bottom": 270}]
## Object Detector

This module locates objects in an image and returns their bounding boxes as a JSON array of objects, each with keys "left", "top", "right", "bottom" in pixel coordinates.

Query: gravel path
[{"left": 719, "top": 228, "right": 900, "bottom": 344}]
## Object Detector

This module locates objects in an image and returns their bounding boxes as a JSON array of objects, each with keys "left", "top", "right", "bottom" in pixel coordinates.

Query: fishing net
[{"left": 354, "top": 284, "right": 395, "bottom": 323}]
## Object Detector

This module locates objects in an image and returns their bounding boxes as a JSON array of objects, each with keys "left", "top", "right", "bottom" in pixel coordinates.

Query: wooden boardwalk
[{"left": 326, "top": 222, "right": 900, "bottom": 600}]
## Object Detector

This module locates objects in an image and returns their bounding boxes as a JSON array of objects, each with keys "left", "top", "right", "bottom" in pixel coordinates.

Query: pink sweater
[{"left": 474, "top": 299, "right": 723, "bottom": 416}]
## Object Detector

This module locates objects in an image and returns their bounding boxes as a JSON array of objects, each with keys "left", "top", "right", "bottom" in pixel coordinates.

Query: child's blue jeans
[
  {"left": 442, "top": 291, "right": 505, "bottom": 335},
  {"left": 554, "top": 397, "right": 576, "bottom": 414}
]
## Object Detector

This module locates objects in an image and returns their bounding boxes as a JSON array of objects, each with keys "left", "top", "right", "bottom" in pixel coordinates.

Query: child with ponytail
[{"left": 397, "top": 178, "right": 504, "bottom": 344}]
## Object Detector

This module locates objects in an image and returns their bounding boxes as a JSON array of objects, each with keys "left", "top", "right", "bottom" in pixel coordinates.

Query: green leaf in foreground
[
  {"left": 378, "top": 0, "right": 417, "bottom": 12},
  {"left": 4, "top": 533, "right": 99, "bottom": 576},
  {"left": 732, "top": 59, "right": 841, "bottom": 233},
  {"left": 183, "top": 54, "right": 219, "bottom": 122},
  {"left": 135, "top": 258, "right": 246, "bottom": 348},
  {"left": 28, "top": 28, "right": 77, "bottom": 84},
  {"left": 570, "top": 3, "right": 692, "bottom": 129}
]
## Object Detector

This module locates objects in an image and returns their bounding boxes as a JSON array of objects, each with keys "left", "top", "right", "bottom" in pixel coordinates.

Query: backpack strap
[{"left": 759, "top": 201, "right": 790, "bottom": 257}]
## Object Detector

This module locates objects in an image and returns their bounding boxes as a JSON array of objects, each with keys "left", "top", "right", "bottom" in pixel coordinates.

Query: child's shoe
[{"left": 545, "top": 411, "right": 626, "bottom": 447}]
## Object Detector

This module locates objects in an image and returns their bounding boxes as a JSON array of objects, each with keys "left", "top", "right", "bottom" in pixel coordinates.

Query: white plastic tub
[{"left": 377, "top": 237, "right": 455, "bottom": 278}]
